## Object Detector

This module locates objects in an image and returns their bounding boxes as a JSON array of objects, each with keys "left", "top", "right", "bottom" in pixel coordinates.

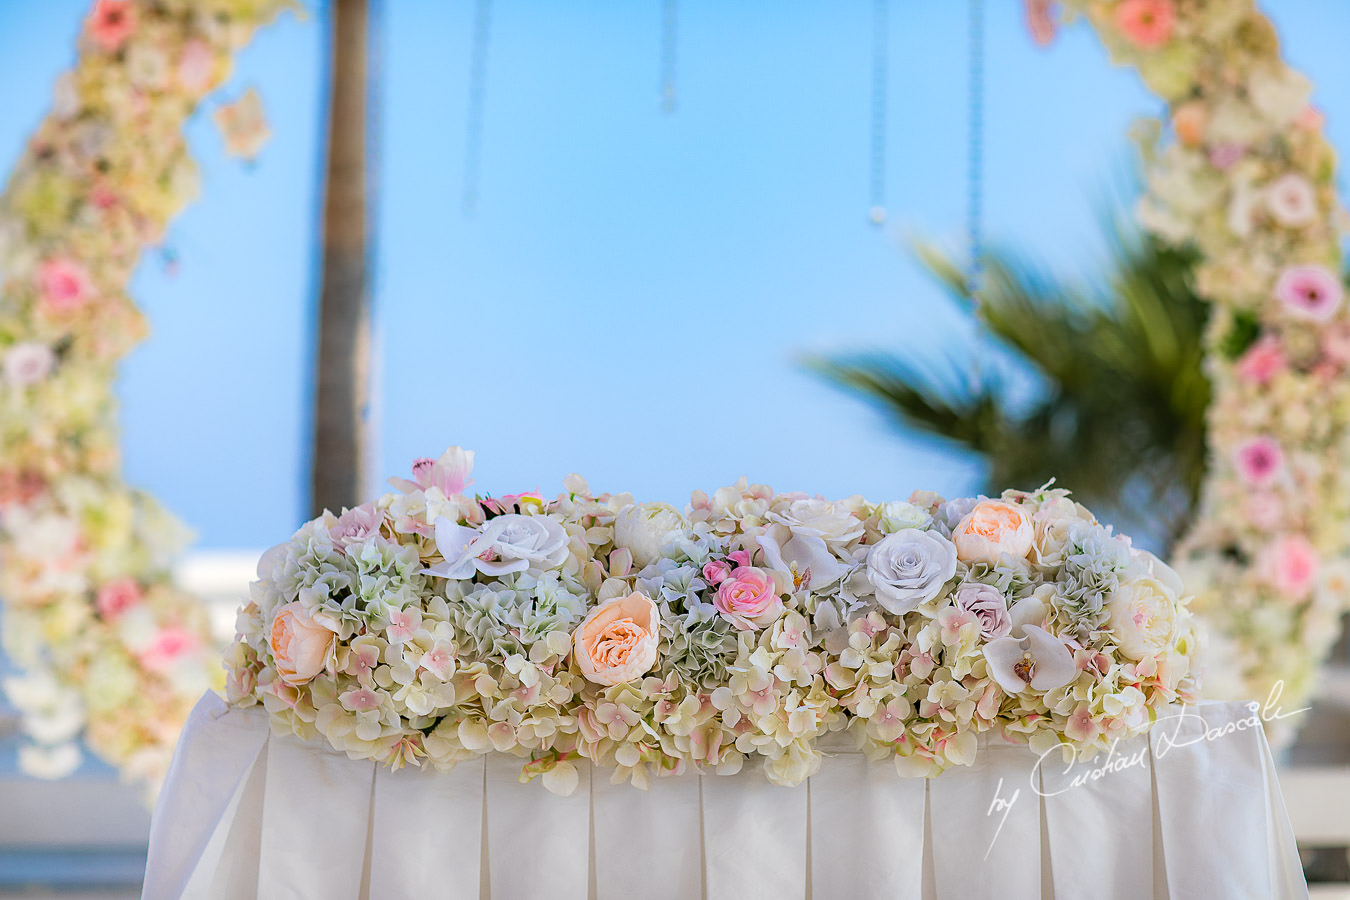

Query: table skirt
[{"left": 142, "top": 694, "right": 1307, "bottom": 899}]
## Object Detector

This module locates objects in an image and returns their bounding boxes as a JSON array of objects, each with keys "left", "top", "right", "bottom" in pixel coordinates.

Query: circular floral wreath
[
  {"left": 0, "top": 0, "right": 288, "bottom": 790},
  {"left": 1053, "top": 0, "right": 1348, "bottom": 724},
  {"left": 1, "top": 0, "right": 1342, "bottom": 792}
]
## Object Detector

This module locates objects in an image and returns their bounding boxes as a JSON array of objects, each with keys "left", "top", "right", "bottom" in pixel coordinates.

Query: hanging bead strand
[
  {"left": 462, "top": 0, "right": 492, "bottom": 216},
  {"left": 868, "top": 0, "right": 889, "bottom": 226},
  {"left": 660, "top": 0, "right": 678, "bottom": 113},
  {"left": 966, "top": 0, "right": 986, "bottom": 293}
]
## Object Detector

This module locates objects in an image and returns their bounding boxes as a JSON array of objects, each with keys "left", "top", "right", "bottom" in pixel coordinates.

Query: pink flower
[
  {"left": 952, "top": 582, "right": 1012, "bottom": 640},
  {"left": 1245, "top": 492, "right": 1283, "bottom": 530},
  {"left": 1265, "top": 174, "right": 1319, "bottom": 227},
  {"left": 269, "top": 602, "right": 337, "bottom": 685},
  {"left": 702, "top": 559, "right": 731, "bottom": 586},
  {"left": 1113, "top": 0, "right": 1174, "bottom": 49},
  {"left": 38, "top": 259, "right": 93, "bottom": 313},
  {"left": 389, "top": 447, "right": 474, "bottom": 496},
  {"left": 727, "top": 549, "right": 752, "bottom": 567},
  {"left": 386, "top": 608, "right": 421, "bottom": 644},
  {"left": 140, "top": 627, "right": 198, "bottom": 673},
  {"left": 331, "top": 502, "right": 384, "bottom": 549},
  {"left": 713, "top": 566, "right": 784, "bottom": 630},
  {"left": 3, "top": 343, "right": 56, "bottom": 386},
  {"left": 1065, "top": 705, "right": 1099, "bottom": 742},
  {"left": 340, "top": 687, "right": 381, "bottom": 712},
  {"left": 1208, "top": 144, "right": 1245, "bottom": 170},
  {"left": 178, "top": 39, "right": 214, "bottom": 92},
  {"left": 1275, "top": 264, "right": 1342, "bottom": 322},
  {"left": 1234, "top": 437, "right": 1283, "bottom": 487},
  {"left": 1023, "top": 0, "right": 1056, "bottom": 47},
  {"left": 1235, "top": 336, "right": 1286, "bottom": 385},
  {"left": 1296, "top": 106, "right": 1326, "bottom": 132},
  {"left": 96, "top": 577, "right": 143, "bottom": 620},
  {"left": 87, "top": 0, "right": 136, "bottom": 52},
  {"left": 1322, "top": 323, "right": 1350, "bottom": 367},
  {"left": 1261, "top": 535, "right": 1319, "bottom": 599}
]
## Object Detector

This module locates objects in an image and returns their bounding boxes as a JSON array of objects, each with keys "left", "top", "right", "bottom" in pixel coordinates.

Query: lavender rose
[
  {"left": 865, "top": 528, "right": 958, "bottom": 615},
  {"left": 952, "top": 582, "right": 1012, "bottom": 640}
]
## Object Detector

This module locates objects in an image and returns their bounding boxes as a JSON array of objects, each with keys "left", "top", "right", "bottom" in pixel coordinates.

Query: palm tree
[
  {"left": 808, "top": 219, "right": 1209, "bottom": 552},
  {"left": 311, "top": 0, "right": 372, "bottom": 517}
]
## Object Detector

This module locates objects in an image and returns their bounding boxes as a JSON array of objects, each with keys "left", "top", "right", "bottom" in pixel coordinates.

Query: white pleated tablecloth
[{"left": 142, "top": 693, "right": 1307, "bottom": 899}]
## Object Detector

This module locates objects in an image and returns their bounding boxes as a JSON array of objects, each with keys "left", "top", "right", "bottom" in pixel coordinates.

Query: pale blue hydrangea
[
  {"left": 1057, "top": 521, "right": 1132, "bottom": 625},
  {"left": 445, "top": 572, "right": 586, "bottom": 660}
]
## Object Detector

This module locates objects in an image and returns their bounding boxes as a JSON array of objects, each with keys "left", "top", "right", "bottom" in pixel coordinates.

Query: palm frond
[{"left": 812, "top": 212, "right": 1209, "bottom": 551}]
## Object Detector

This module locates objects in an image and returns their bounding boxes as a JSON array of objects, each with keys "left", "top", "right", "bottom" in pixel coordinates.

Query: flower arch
[
  {"left": 0, "top": 0, "right": 290, "bottom": 790},
  {"left": 1060, "top": 0, "right": 1348, "bottom": 723}
]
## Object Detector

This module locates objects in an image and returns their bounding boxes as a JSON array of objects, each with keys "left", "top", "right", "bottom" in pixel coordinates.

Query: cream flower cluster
[
  {"left": 227, "top": 449, "right": 1200, "bottom": 793},
  {"left": 1061, "top": 0, "right": 1349, "bottom": 722},
  {"left": 0, "top": 0, "right": 288, "bottom": 791}
]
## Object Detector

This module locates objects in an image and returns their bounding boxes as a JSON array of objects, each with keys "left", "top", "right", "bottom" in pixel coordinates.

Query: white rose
[
  {"left": 613, "top": 503, "right": 686, "bottom": 569},
  {"left": 428, "top": 513, "right": 570, "bottom": 579},
  {"left": 865, "top": 528, "right": 958, "bottom": 615},
  {"left": 770, "top": 497, "right": 864, "bottom": 545},
  {"left": 1106, "top": 552, "right": 1182, "bottom": 661}
]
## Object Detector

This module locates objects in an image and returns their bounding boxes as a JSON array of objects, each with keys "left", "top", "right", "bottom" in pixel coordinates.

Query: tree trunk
[{"left": 310, "top": 0, "right": 370, "bottom": 517}]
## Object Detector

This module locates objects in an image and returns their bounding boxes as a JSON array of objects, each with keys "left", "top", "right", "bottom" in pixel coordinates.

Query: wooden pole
[{"left": 310, "top": 0, "right": 370, "bottom": 517}]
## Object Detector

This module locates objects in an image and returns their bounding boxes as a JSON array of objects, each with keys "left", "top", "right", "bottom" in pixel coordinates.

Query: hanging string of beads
[
  {"left": 966, "top": 0, "right": 986, "bottom": 293},
  {"left": 868, "top": 0, "right": 889, "bottom": 226},
  {"left": 462, "top": 0, "right": 492, "bottom": 215},
  {"left": 661, "top": 0, "right": 678, "bottom": 113}
]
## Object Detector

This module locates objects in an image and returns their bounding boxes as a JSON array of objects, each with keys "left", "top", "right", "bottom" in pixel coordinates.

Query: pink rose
[
  {"left": 1275, "top": 264, "right": 1342, "bottom": 322},
  {"left": 572, "top": 592, "right": 660, "bottom": 686},
  {"left": 1234, "top": 336, "right": 1285, "bottom": 385},
  {"left": 1208, "top": 143, "right": 1245, "bottom": 170},
  {"left": 953, "top": 500, "right": 1034, "bottom": 564},
  {"left": 1113, "top": 0, "right": 1174, "bottom": 49},
  {"left": 952, "top": 583, "right": 1012, "bottom": 640},
  {"left": 96, "top": 577, "right": 142, "bottom": 619},
  {"left": 269, "top": 601, "right": 337, "bottom": 686},
  {"left": 87, "top": 0, "right": 136, "bottom": 52},
  {"left": 178, "top": 38, "right": 214, "bottom": 92},
  {"left": 1265, "top": 174, "right": 1319, "bottom": 228},
  {"left": 713, "top": 566, "right": 783, "bottom": 630},
  {"left": 38, "top": 259, "right": 93, "bottom": 314},
  {"left": 140, "top": 626, "right": 198, "bottom": 673},
  {"left": 331, "top": 502, "right": 384, "bottom": 549},
  {"left": 1261, "top": 535, "right": 1319, "bottom": 599},
  {"left": 702, "top": 560, "right": 731, "bottom": 586},
  {"left": 1234, "top": 436, "right": 1283, "bottom": 487},
  {"left": 3, "top": 343, "right": 56, "bottom": 387}
]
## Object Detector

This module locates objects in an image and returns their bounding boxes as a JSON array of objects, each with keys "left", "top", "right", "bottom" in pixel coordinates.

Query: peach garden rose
[
  {"left": 573, "top": 592, "right": 661, "bottom": 686},
  {"left": 953, "top": 500, "right": 1034, "bottom": 565},
  {"left": 269, "top": 601, "right": 337, "bottom": 686}
]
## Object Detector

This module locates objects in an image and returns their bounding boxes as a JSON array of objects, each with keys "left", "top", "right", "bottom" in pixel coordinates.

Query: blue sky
[{"left": 0, "top": 1, "right": 1347, "bottom": 550}]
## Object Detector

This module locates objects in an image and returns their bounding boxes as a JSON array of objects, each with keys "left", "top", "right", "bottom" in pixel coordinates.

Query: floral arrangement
[
  {"left": 226, "top": 448, "right": 1200, "bottom": 792},
  {"left": 1042, "top": 0, "right": 1349, "bottom": 724},
  {"left": 0, "top": 0, "right": 289, "bottom": 790}
]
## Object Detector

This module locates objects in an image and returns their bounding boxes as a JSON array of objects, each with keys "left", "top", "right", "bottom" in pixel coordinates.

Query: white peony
[
  {"left": 769, "top": 497, "right": 865, "bottom": 545},
  {"left": 612, "top": 503, "right": 686, "bottom": 569},
  {"left": 428, "top": 513, "right": 569, "bottom": 579},
  {"left": 1106, "top": 551, "right": 1182, "bottom": 661}
]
